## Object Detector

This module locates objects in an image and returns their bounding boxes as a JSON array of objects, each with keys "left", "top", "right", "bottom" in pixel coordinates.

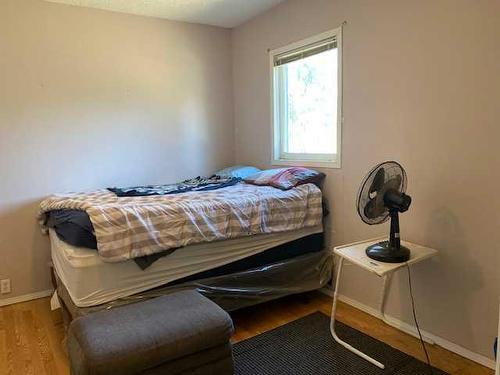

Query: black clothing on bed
[
  {"left": 46, "top": 210, "right": 97, "bottom": 250},
  {"left": 107, "top": 175, "right": 241, "bottom": 197},
  {"left": 132, "top": 249, "right": 177, "bottom": 270}
]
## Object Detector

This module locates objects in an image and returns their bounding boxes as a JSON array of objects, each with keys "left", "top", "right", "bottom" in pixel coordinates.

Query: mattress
[{"left": 50, "top": 225, "right": 323, "bottom": 307}]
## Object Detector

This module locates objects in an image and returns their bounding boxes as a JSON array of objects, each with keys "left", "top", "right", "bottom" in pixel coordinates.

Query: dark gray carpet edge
[{"left": 233, "top": 312, "right": 448, "bottom": 375}]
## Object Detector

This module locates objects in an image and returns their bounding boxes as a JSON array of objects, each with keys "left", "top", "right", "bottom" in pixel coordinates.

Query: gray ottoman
[{"left": 67, "top": 291, "right": 234, "bottom": 375}]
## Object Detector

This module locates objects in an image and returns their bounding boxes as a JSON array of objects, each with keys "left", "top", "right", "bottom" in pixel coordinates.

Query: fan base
[{"left": 366, "top": 241, "right": 410, "bottom": 263}]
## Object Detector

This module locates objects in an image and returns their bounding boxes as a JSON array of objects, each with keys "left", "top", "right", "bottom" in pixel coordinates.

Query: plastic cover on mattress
[
  {"left": 50, "top": 226, "right": 323, "bottom": 307},
  {"left": 56, "top": 250, "right": 333, "bottom": 318}
]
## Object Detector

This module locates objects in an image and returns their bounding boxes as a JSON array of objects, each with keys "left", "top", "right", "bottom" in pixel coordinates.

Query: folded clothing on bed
[{"left": 39, "top": 183, "right": 323, "bottom": 263}]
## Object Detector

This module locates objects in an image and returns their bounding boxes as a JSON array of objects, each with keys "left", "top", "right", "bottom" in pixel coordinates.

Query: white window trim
[{"left": 269, "top": 27, "right": 343, "bottom": 169}]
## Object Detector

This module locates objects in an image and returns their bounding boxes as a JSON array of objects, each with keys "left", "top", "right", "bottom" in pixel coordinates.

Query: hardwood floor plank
[
  {"left": 2, "top": 307, "right": 24, "bottom": 375},
  {"left": 33, "top": 298, "right": 68, "bottom": 375},
  {"left": 0, "top": 316, "right": 10, "bottom": 375},
  {"left": 21, "top": 309, "right": 45, "bottom": 375}
]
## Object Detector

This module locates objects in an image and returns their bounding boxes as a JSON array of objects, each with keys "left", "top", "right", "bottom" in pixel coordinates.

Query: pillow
[
  {"left": 243, "top": 168, "right": 283, "bottom": 185},
  {"left": 244, "top": 167, "right": 325, "bottom": 190},
  {"left": 214, "top": 165, "right": 261, "bottom": 179}
]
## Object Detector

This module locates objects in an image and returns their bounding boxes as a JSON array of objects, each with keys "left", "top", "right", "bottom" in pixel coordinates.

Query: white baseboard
[
  {"left": 331, "top": 291, "right": 436, "bottom": 345},
  {"left": 320, "top": 288, "right": 495, "bottom": 370},
  {"left": 0, "top": 289, "right": 53, "bottom": 307}
]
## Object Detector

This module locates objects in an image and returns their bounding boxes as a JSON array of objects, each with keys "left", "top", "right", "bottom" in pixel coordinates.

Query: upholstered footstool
[{"left": 67, "top": 291, "right": 234, "bottom": 375}]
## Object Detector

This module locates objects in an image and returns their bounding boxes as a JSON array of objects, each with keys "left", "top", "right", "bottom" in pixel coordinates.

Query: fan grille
[{"left": 356, "top": 161, "right": 407, "bottom": 225}]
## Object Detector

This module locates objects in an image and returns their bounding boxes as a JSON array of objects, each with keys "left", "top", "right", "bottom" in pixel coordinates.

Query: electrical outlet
[{"left": 1, "top": 279, "right": 11, "bottom": 294}]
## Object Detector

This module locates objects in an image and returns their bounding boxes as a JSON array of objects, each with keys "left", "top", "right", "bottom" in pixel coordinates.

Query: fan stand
[{"left": 366, "top": 209, "right": 411, "bottom": 263}]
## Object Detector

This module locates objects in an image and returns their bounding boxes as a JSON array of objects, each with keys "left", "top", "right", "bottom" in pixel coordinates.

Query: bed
[{"left": 40, "top": 179, "right": 331, "bottom": 320}]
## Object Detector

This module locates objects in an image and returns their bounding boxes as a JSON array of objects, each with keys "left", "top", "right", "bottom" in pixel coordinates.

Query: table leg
[
  {"left": 379, "top": 273, "right": 392, "bottom": 323},
  {"left": 378, "top": 271, "right": 435, "bottom": 345},
  {"left": 330, "top": 257, "right": 385, "bottom": 369}
]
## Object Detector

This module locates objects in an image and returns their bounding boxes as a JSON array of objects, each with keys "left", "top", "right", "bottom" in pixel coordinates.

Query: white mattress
[{"left": 50, "top": 226, "right": 323, "bottom": 308}]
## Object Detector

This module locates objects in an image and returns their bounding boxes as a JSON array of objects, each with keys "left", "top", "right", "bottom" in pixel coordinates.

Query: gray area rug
[{"left": 233, "top": 312, "right": 448, "bottom": 375}]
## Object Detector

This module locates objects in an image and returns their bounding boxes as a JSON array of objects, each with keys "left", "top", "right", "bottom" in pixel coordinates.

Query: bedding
[
  {"left": 50, "top": 226, "right": 323, "bottom": 307},
  {"left": 40, "top": 183, "right": 323, "bottom": 262},
  {"left": 244, "top": 167, "right": 325, "bottom": 190}
]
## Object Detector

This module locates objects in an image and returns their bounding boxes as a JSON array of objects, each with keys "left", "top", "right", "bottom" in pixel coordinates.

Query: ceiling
[{"left": 45, "top": 0, "right": 286, "bottom": 28}]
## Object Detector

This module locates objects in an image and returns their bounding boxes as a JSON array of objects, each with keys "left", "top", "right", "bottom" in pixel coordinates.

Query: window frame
[{"left": 269, "top": 27, "right": 343, "bottom": 169}]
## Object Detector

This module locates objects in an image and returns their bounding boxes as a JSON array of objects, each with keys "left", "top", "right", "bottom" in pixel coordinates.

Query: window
[{"left": 270, "top": 28, "right": 342, "bottom": 168}]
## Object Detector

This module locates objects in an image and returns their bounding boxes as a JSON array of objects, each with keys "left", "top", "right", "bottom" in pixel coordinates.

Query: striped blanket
[{"left": 39, "top": 183, "right": 323, "bottom": 262}]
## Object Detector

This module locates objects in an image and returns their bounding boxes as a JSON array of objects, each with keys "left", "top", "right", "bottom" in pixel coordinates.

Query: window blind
[{"left": 273, "top": 37, "right": 336, "bottom": 67}]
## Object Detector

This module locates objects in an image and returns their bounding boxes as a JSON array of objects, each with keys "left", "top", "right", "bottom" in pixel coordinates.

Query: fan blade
[
  {"left": 384, "top": 175, "right": 402, "bottom": 192},
  {"left": 369, "top": 168, "right": 386, "bottom": 194},
  {"left": 364, "top": 198, "right": 386, "bottom": 219}
]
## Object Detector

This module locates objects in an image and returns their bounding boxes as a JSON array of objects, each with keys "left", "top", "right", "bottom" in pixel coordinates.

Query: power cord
[{"left": 406, "top": 263, "right": 434, "bottom": 375}]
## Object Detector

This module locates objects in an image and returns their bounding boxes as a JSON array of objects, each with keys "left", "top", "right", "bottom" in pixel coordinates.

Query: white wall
[
  {"left": 0, "top": 0, "right": 234, "bottom": 300},
  {"left": 1, "top": 0, "right": 499, "bottom": 363},
  {"left": 232, "top": 0, "right": 500, "bottom": 360}
]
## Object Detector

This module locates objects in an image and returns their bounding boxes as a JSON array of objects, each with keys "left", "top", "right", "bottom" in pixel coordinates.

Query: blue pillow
[{"left": 215, "top": 165, "right": 261, "bottom": 179}]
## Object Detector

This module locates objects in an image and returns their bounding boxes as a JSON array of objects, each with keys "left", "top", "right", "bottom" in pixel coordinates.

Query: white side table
[{"left": 330, "top": 237, "right": 438, "bottom": 369}]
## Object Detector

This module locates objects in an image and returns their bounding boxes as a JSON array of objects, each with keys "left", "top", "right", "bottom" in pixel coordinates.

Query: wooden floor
[{"left": 0, "top": 291, "right": 493, "bottom": 375}]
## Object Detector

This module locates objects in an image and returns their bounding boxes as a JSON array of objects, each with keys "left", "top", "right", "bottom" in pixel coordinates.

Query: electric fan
[{"left": 356, "top": 161, "right": 412, "bottom": 263}]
